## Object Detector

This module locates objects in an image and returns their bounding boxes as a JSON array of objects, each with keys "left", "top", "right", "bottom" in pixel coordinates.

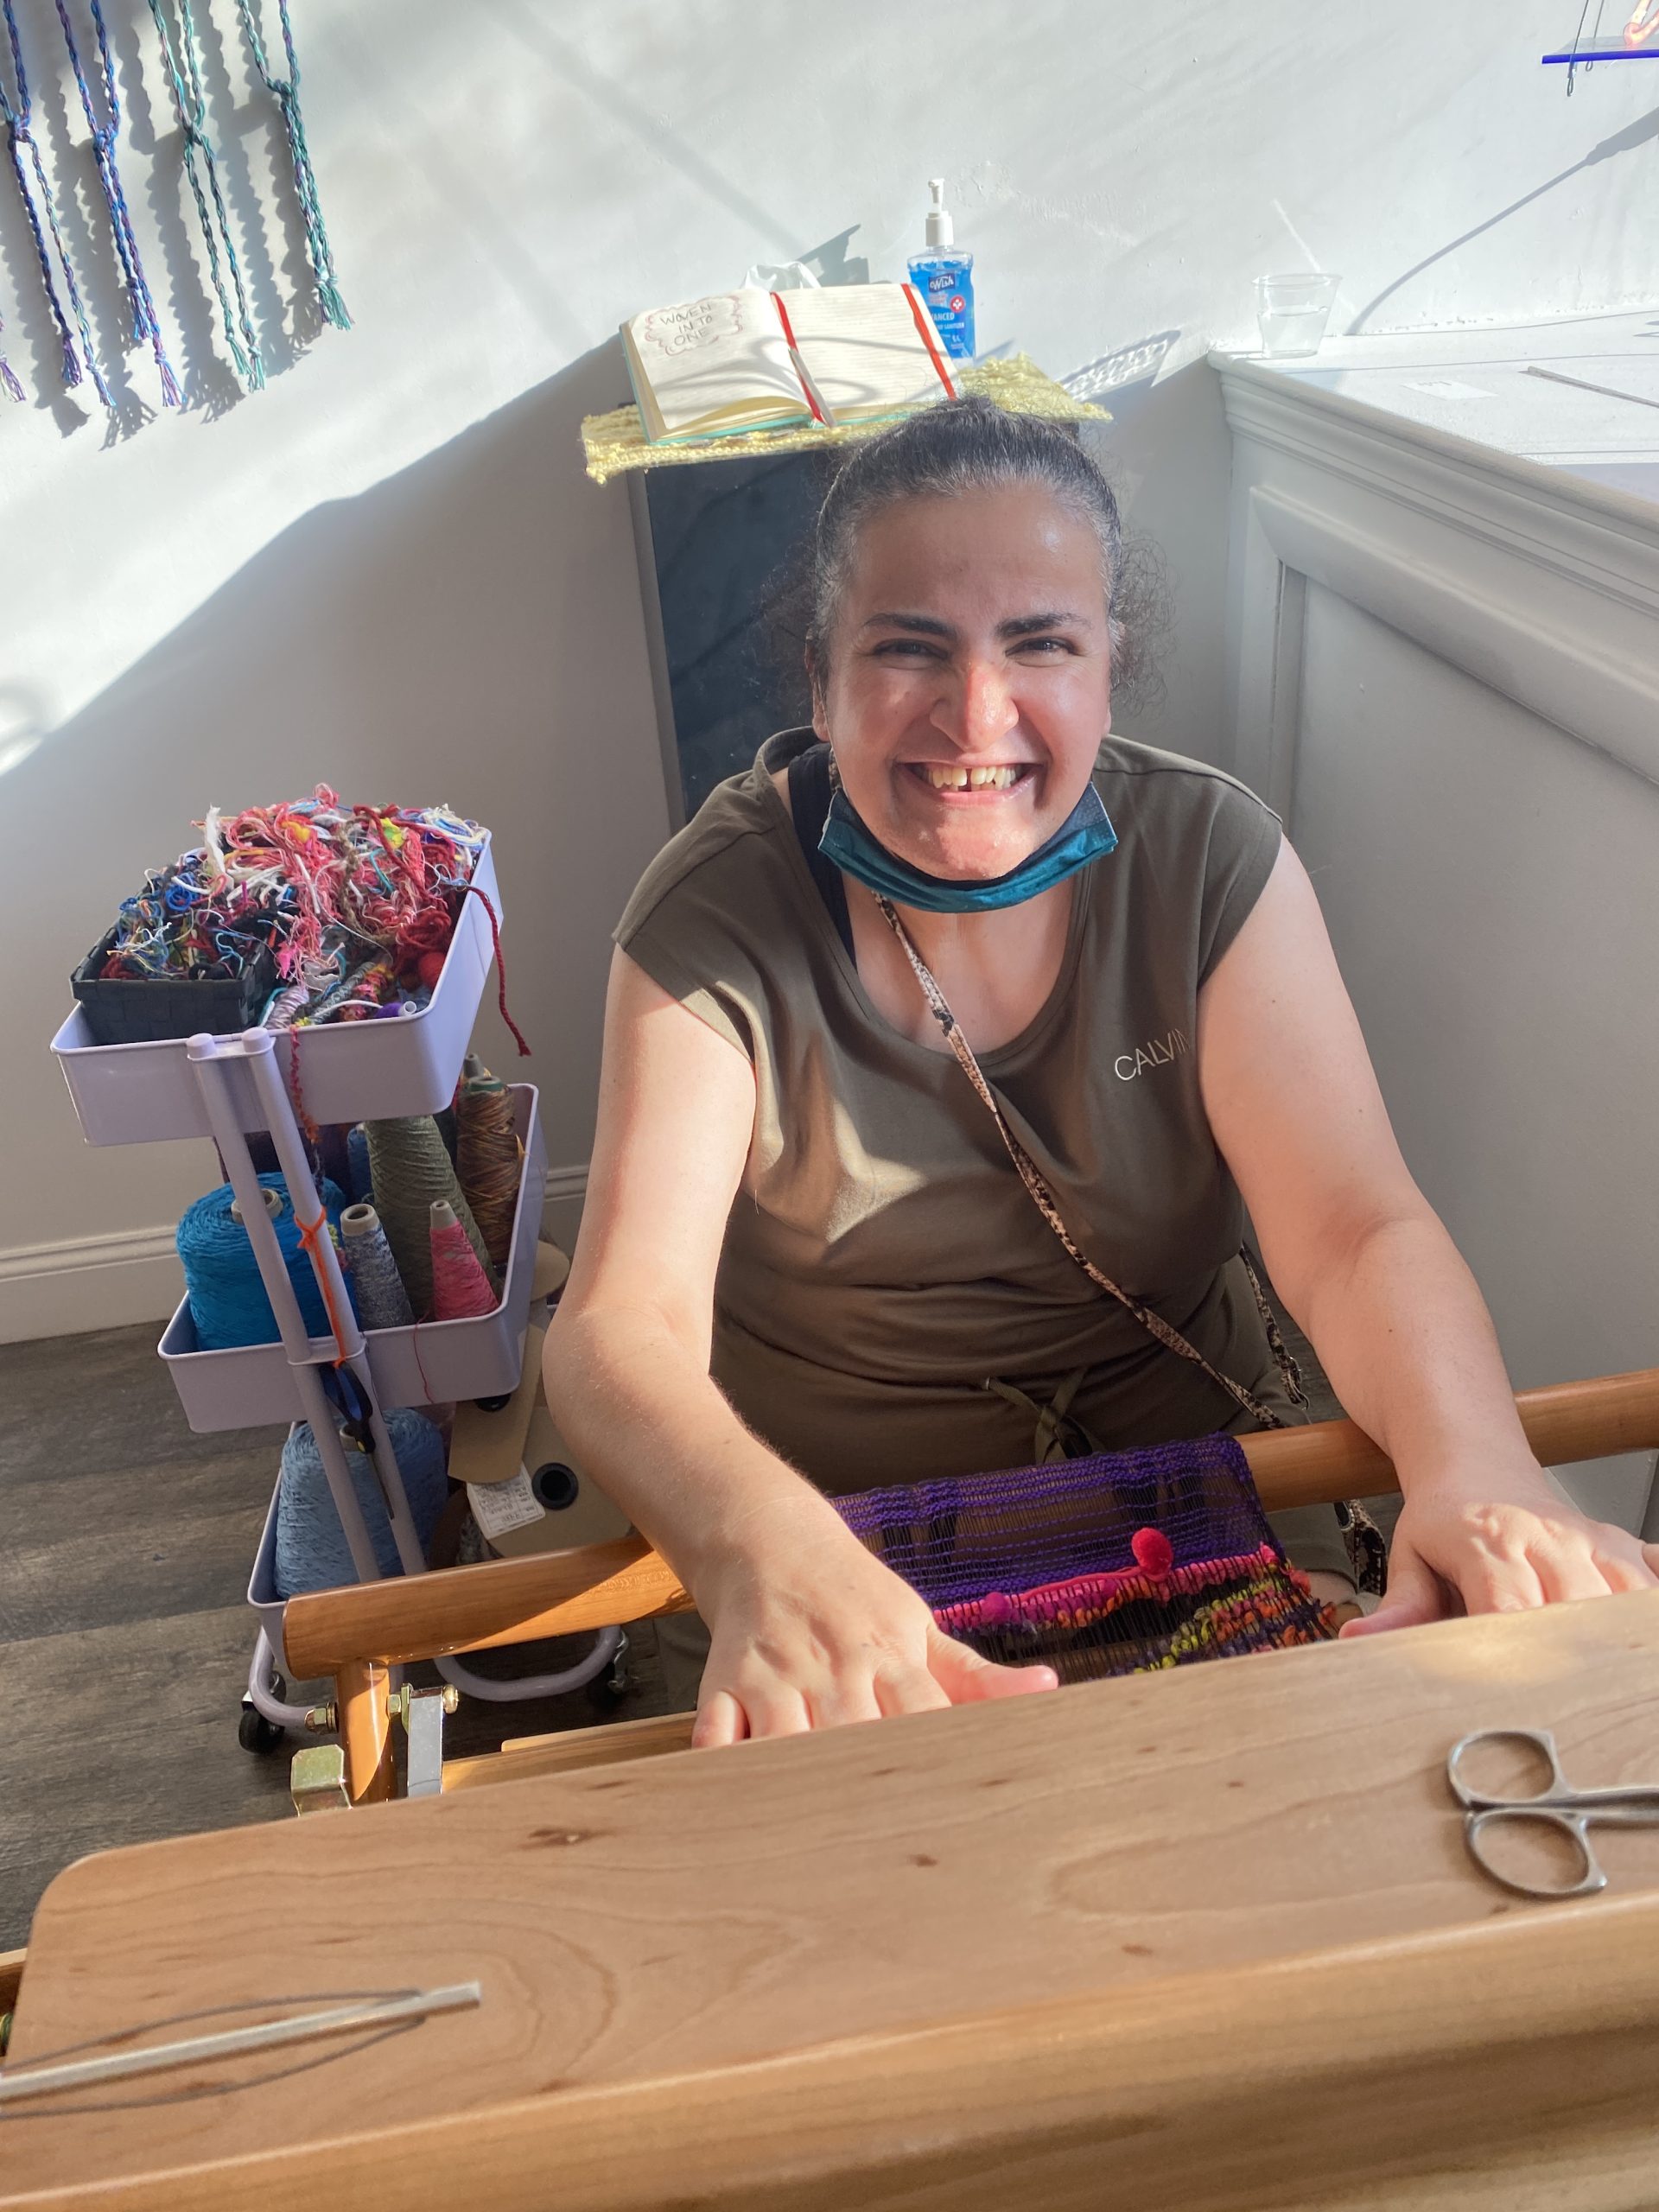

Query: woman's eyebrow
[
  {"left": 858, "top": 608, "right": 1089, "bottom": 639},
  {"left": 998, "top": 610, "right": 1085, "bottom": 637},
  {"left": 859, "top": 611, "right": 955, "bottom": 637}
]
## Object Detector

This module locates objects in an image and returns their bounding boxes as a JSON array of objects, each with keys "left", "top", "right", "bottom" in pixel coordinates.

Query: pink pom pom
[
  {"left": 1131, "top": 1526, "right": 1173, "bottom": 1578},
  {"left": 978, "top": 1589, "right": 1015, "bottom": 1628}
]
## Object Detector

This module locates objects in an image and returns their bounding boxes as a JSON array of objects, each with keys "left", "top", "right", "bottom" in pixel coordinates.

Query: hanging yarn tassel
[
  {"left": 273, "top": 1406, "right": 448, "bottom": 1597},
  {"left": 0, "top": 0, "right": 111, "bottom": 404},
  {"left": 177, "top": 1171, "right": 348, "bottom": 1350},
  {"left": 54, "top": 0, "right": 181, "bottom": 405},
  {"left": 365, "top": 1115, "right": 496, "bottom": 1319},
  {"left": 145, "top": 0, "right": 264, "bottom": 391},
  {"left": 455, "top": 1056, "right": 521, "bottom": 1273},
  {"left": 346, "top": 1122, "right": 373, "bottom": 1206},
  {"left": 340, "top": 1203, "right": 413, "bottom": 1332},
  {"left": 236, "top": 0, "right": 349, "bottom": 330},
  {"left": 429, "top": 1198, "right": 499, "bottom": 1321}
]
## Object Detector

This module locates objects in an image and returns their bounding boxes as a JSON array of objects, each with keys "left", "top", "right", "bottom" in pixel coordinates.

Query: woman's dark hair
[{"left": 767, "top": 395, "right": 1169, "bottom": 720}]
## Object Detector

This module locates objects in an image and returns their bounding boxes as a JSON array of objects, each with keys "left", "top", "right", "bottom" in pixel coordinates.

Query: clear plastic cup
[{"left": 1255, "top": 272, "right": 1341, "bottom": 359}]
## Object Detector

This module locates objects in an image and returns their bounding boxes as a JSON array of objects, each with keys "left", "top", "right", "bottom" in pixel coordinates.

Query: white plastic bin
[
  {"left": 246, "top": 1478, "right": 293, "bottom": 1678},
  {"left": 160, "top": 1084, "right": 547, "bottom": 1431},
  {"left": 52, "top": 841, "right": 501, "bottom": 1146}
]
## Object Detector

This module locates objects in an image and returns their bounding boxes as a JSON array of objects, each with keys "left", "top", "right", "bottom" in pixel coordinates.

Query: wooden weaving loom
[
  {"left": 4, "top": 1367, "right": 1659, "bottom": 2211},
  {"left": 285, "top": 1363, "right": 1659, "bottom": 1805}
]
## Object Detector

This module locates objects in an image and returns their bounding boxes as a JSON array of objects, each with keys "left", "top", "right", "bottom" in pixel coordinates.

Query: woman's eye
[
  {"left": 1015, "top": 637, "right": 1072, "bottom": 656},
  {"left": 872, "top": 639, "right": 941, "bottom": 660}
]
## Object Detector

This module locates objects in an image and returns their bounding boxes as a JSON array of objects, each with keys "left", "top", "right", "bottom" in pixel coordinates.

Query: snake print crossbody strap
[{"left": 873, "top": 892, "right": 1301, "bottom": 1433}]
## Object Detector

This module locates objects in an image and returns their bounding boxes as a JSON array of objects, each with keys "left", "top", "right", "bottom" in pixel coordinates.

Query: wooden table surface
[{"left": 8, "top": 1591, "right": 1659, "bottom": 2209}]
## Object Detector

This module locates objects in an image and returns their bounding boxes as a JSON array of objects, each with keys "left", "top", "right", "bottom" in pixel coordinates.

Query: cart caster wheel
[
  {"left": 601, "top": 1633, "right": 632, "bottom": 1700},
  {"left": 238, "top": 1697, "right": 286, "bottom": 1755}
]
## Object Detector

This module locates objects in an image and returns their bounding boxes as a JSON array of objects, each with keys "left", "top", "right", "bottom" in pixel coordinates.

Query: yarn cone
[
  {"left": 365, "top": 1115, "right": 497, "bottom": 1319},
  {"left": 430, "top": 1199, "right": 499, "bottom": 1320},
  {"left": 346, "top": 1122, "right": 374, "bottom": 1206},
  {"left": 340, "top": 1203, "right": 415, "bottom": 1331},
  {"left": 455, "top": 1054, "right": 521, "bottom": 1271}
]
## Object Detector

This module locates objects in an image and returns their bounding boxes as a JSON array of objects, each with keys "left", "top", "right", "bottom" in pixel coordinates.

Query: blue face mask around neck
[{"left": 818, "top": 772, "right": 1118, "bottom": 914}]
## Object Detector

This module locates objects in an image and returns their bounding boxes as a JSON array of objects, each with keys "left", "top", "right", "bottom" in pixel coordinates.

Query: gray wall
[{"left": 4, "top": 1, "right": 1656, "bottom": 1333}]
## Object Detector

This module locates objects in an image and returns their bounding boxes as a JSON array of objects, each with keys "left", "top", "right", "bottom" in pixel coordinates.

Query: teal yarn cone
[
  {"left": 178, "top": 1172, "right": 350, "bottom": 1350},
  {"left": 340, "top": 1203, "right": 414, "bottom": 1331},
  {"left": 273, "top": 1407, "right": 448, "bottom": 1597},
  {"left": 365, "top": 1115, "right": 497, "bottom": 1319}
]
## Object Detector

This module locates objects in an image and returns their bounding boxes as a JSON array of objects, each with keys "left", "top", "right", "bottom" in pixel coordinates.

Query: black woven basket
[{"left": 71, "top": 929, "right": 280, "bottom": 1046}]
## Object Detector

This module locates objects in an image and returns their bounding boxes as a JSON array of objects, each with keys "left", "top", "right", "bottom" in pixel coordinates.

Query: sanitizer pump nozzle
[{"left": 925, "top": 176, "right": 953, "bottom": 250}]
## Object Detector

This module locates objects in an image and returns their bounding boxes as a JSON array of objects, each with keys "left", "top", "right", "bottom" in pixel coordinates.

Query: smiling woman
[{"left": 543, "top": 397, "right": 1659, "bottom": 1746}]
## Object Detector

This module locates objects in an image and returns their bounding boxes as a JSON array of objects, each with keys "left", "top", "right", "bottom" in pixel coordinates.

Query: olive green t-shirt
[{"left": 615, "top": 727, "right": 1299, "bottom": 1497}]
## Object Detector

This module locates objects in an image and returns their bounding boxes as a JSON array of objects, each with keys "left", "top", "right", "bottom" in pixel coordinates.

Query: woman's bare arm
[
  {"left": 545, "top": 948, "right": 1055, "bottom": 1734},
  {"left": 1197, "top": 840, "right": 1656, "bottom": 1630}
]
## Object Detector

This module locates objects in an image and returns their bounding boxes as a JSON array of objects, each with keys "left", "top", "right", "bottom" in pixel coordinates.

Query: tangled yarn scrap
[{"left": 92, "top": 788, "right": 529, "bottom": 1046}]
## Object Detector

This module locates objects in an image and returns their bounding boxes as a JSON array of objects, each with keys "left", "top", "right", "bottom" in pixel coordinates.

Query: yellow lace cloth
[{"left": 581, "top": 353, "right": 1110, "bottom": 485}]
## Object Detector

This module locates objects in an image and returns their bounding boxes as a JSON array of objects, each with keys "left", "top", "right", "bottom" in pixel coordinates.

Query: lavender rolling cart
[{"left": 50, "top": 837, "right": 620, "bottom": 1759}]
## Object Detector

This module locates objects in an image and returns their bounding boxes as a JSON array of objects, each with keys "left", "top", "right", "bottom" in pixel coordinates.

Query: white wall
[
  {"left": 3, "top": 1, "right": 1657, "bottom": 1337},
  {"left": 1218, "top": 358, "right": 1659, "bottom": 1530}
]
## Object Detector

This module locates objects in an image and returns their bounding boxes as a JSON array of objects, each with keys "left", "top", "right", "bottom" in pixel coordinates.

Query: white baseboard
[
  {"left": 0, "top": 1225, "right": 185, "bottom": 1344},
  {"left": 0, "top": 1164, "right": 594, "bottom": 1346},
  {"left": 539, "top": 1161, "right": 589, "bottom": 1259}
]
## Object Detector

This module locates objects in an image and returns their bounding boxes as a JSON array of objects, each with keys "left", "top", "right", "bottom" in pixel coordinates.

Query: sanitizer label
[{"left": 911, "top": 257, "right": 976, "bottom": 360}]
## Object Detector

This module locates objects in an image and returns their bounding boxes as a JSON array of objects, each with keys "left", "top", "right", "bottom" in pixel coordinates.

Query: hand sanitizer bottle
[{"left": 907, "top": 177, "right": 976, "bottom": 361}]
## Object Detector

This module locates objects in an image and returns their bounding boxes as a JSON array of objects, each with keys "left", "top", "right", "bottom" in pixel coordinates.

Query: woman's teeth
[{"left": 919, "top": 765, "right": 1020, "bottom": 790}]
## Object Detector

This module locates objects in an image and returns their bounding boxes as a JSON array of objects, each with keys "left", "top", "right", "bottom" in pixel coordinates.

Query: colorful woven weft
[{"left": 833, "top": 1433, "right": 1333, "bottom": 1682}]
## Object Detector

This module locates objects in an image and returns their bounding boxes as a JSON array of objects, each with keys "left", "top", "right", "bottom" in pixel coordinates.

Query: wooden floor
[
  {"left": 0, "top": 1322, "right": 677, "bottom": 1953},
  {"left": 0, "top": 1310, "right": 1348, "bottom": 1955}
]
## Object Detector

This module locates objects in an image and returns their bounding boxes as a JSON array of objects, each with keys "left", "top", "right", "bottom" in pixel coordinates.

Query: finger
[
  {"left": 873, "top": 1662, "right": 953, "bottom": 1719},
  {"left": 928, "top": 1630, "right": 1058, "bottom": 1703},
  {"left": 729, "top": 1681, "right": 812, "bottom": 1740},
  {"left": 1453, "top": 1548, "right": 1547, "bottom": 1617},
  {"left": 1338, "top": 1542, "right": 1446, "bottom": 1638},
  {"left": 805, "top": 1675, "right": 886, "bottom": 1731},
  {"left": 1529, "top": 1537, "right": 1624, "bottom": 1606},
  {"left": 1597, "top": 1544, "right": 1659, "bottom": 1595},
  {"left": 691, "top": 1688, "right": 747, "bottom": 1750}
]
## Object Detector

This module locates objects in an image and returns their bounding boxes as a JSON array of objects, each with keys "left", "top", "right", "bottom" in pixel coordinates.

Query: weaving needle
[{"left": 0, "top": 1982, "right": 480, "bottom": 2106}]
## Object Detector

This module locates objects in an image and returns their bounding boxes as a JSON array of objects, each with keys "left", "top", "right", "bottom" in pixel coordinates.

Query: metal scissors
[{"left": 1447, "top": 1728, "right": 1659, "bottom": 1899}]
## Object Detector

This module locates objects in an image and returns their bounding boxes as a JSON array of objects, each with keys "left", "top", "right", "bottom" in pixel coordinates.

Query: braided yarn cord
[
  {"left": 147, "top": 0, "right": 264, "bottom": 387},
  {"left": 0, "top": 0, "right": 108, "bottom": 402},
  {"left": 54, "top": 0, "right": 181, "bottom": 404},
  {"left": 235, "top": 0, "right": 348, "bottom": 329}
]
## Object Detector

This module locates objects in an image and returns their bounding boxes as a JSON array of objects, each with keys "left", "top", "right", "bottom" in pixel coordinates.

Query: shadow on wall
[
  {"left": 7, "top": 338, "right": 670, "bottom": 1158},
  {"left": 1348, "top": 104, "right": 1659, "bottom": 334}
]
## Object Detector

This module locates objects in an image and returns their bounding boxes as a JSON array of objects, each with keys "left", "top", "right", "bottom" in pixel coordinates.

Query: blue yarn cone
[
  {"left": 273, "top": 1406, "right": 449, "bottom": 1598},
  {"left": 346, "top": 1123, "right": 374, "bottom": 1207},
  {"left": 178, "top": 1173, "right": 353, "bottom": 1351}
]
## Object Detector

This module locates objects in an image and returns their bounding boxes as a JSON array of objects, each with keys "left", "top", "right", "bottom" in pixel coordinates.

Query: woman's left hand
[{"left": 1339, "top": 1472, "right": 1659, "bottom": 1638}]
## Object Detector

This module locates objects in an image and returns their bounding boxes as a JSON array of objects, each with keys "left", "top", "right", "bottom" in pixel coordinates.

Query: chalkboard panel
[{"left": 629, "top": 449, "right": 824, "bottom": 826}]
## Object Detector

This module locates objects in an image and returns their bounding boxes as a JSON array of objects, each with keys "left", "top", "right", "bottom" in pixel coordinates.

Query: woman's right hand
[{"left": 690, "top": 1503, "right": 1058, "bottom": 1745}]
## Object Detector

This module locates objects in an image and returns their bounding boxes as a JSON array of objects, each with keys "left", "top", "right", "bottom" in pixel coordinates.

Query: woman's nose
[{"left": 938, "top": 658, "right": 1019, "bottom": 748}]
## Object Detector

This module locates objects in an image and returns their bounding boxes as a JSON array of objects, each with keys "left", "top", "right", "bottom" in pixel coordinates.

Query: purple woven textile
[
  {"left": 831, "top": 1433, "right": 1332, "bottom": 1681},
  {"left": 832, "top": 1431, "right": 1281, "bottom": 1611}
]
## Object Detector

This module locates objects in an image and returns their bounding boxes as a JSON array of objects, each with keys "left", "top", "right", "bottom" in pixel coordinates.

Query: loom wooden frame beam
[
  {"left": 284, "top": 1367, "right": 1659, "bottom": 1685},
  {"left": 10, "top": 1899, "right": 1659, "bottom": 2209}
]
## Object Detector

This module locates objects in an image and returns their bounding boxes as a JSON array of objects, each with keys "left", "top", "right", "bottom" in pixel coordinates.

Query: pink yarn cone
[{"left": 429, "top": 1200, "right": 499, "bottom": 1320}]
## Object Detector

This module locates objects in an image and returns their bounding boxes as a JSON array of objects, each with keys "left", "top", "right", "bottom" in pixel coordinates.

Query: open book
[{"left": 622, "top": 283, "right": 960, "bottom": 444}]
